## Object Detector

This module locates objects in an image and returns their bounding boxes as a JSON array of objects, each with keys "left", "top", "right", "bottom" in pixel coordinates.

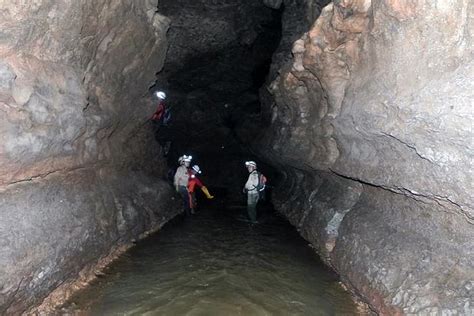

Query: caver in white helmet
[
  {"left": 191, "top": 165, "right": 202, "bottom": 174},
  {"left": 155, "top": 91, "right": 166, "bottom": 100}
]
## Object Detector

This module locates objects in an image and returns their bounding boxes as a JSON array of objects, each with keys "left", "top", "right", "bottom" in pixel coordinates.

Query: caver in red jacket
[
  {"left": 187, "top": 173, "right": 203, "bottom": 211},
  {"left": 187, "top": 169, "right": 214, "bottom": 214},
  {"left": 151, "top": 101, "right": 166, "bottom": 122}
]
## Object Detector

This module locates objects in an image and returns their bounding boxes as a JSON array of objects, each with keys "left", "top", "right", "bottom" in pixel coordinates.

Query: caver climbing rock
[
  {"left": 187, "top": 165, "right": 214, "bottom": 214},
  {"left": 150, "top": 91, "right": 170, "bottom": 125},
  {"left": 151, "top": 90, "right": 172, "bottom": 155}
]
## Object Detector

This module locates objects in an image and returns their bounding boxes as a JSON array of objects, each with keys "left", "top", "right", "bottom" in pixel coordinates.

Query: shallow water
[{"left": 62, "top": 201, "right": 360, "bottom": 315}]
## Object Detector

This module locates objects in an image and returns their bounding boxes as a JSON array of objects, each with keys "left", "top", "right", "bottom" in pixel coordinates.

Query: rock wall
[
  {"left": 0, "top": 1, "right": 179, "bottom": 313},
  {"left": 256, "top": 0, "right": 474, "bottom": 314}
]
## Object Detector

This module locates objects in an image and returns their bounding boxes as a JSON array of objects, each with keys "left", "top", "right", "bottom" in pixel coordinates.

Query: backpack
[{"left": 256, "top": 172, "right": 267, "bottom": 200}]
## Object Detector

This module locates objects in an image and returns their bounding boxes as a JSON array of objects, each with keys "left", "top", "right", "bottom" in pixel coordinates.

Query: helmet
[
  {"left": 182, "top": 155, "right": 192, "bottom": 162},
  {"left": 245, "top": 161, "right": 257, "bottom": 168},
  {"left": 155, "top": 91, "right": 166, "bottom": 100},
  {"left": 192, "top": 165, "right": 201, "bottom": 174}
]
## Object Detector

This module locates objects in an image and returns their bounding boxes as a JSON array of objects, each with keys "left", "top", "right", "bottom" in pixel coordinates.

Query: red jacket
[
  {"left": 151, "top": 101, "right": 165, "bottom": 121},
  {"left": 188, "top": 174, "right": 204, "bottom": 193}
]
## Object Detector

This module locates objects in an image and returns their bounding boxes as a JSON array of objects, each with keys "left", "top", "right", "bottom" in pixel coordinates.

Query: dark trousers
[
  {"left": 188, "top": 192, "right": 196, "bottom": 214},
  {"left": 178, "top": 186, "right": 191, "bottom": 215}
]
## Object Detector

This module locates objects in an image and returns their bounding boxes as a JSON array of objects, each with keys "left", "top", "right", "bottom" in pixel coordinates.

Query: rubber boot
[{"left": 201, "top": 186, "right": 214, "bottom": 199}]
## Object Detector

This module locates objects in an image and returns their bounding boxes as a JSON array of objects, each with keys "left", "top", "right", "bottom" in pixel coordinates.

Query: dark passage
[
  {"left": 152, "top": 0, "right": 285, "bottom": 179},
  {"left": 61, "top": 202, "right": 358, "bottom": 315}
]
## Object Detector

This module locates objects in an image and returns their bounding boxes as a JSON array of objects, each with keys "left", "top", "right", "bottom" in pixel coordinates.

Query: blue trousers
[{"left": 178, "top": 186, "right": 191, "bottom": 215}]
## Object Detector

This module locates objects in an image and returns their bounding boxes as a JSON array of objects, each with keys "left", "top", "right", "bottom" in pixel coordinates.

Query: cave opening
[{"left": 151, "top": 0, "right": 285, "bottom": 204}]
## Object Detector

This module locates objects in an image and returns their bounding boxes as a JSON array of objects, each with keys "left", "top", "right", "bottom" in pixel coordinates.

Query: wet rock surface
[
  {"left": 0, "top": 169, "right": 180, "bottom": 314},
  {"left": 252, "top": 0, "right": 474, "bottom": 313},
  {"left": 0, "top": 1, "right": 178, "bottom": 313}
]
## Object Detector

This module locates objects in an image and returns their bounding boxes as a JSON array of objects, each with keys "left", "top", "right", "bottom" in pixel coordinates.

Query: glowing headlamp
[
  {"left": 182, "top": 155, "right": 192, "bottom": 162},
  {"left": 245, "top": 161, "right": 257, "bottom": 168}
]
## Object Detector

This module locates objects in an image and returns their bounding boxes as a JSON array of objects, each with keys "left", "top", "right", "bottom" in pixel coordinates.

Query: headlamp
[
  {"left": 182, "top": 155, "right": 192, "bottom": 162},
  {"left": 245, "top": 161, "right": 256, "bottom": 168}
]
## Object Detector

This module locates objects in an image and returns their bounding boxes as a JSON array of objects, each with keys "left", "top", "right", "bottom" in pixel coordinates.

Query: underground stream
[{"left": 60, "top": 198, "right": 360, "bottom": 315}]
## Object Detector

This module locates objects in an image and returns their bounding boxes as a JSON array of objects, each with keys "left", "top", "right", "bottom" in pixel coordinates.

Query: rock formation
[
  {"left": 0, "top": 1, "right": 180, "bottom": 314},
  {"left": 254, "top": 0, "right": 474, "bottom": 314}
]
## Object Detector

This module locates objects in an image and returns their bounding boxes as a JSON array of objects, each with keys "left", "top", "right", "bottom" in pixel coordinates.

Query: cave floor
[{"left": 60, "top": 198, "right": 359, "bottom": 315}]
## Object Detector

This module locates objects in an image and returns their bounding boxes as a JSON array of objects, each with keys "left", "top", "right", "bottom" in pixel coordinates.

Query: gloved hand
[
  {"left": 175, "top": 185, "right": 179, "bottom": 192},
  {"left": 201, "top": 186, "right": 214, "bottom": 199}
]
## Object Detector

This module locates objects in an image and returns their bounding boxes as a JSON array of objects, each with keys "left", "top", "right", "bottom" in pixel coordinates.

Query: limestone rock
[
  {"left": 255, "top": 0, "right": 474, "bottom": 313},
  {"left": 0, "top": 1, "right": 173, "bottom": 313}
]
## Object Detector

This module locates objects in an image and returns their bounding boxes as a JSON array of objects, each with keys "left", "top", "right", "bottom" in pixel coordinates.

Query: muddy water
[{"left": 62, "top": 202, "right": 361, "bottom": 315}]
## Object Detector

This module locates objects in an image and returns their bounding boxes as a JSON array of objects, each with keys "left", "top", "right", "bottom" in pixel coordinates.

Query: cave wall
[
  {"left": 255, "top": 0, "right": 474, "bottom": 314},
  {"left": 0, "top": 1, "right": 180, "bottom": 313}
]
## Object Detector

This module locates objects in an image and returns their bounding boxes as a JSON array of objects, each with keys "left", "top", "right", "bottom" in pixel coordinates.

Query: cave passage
[
  {"left": 1, "top": 0, "right": 472, "bottom": 314},
  {"left": 61, "top": 202, "right": 359, "bottom": 315},
  {"left": 53, "top": 1, "right": 367, "bottom": 313}
]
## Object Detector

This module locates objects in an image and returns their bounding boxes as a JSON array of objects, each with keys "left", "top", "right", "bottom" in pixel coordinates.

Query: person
[
  {"left": 187, "top": 165, "right": 214, "bottom": 214},
  {"left": 243, "top": 161, "right": 260, "bottom": 224},
  {"left": 174, "top": 155, "right": 192, "bottom": 215},
  {"left": 151, "top": 91, "right": 167, "bottom": 125},
  {"left": 151, "top": 90, "right": 172, "bottom": 156}
]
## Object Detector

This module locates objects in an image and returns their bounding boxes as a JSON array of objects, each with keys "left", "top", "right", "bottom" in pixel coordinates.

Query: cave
[{"left": 0, "top": 0, "right": 473, "bottom": 315}]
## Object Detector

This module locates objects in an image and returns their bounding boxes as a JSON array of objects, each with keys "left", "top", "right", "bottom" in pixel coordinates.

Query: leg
[
  {"left": 189, "top": 192, "right": 196, "bottom": 214},
  {"left": 247, "top": 193, "right": 259, "bottom": 223},
  {"left": 163, "top": 141, "right": 172, "bottom": 156},
  {"left": 179, "top": 186, "right": 191, "bottom": 215},
  {"left": 152, "top": 121, "right": 162, "bottom": 142}
]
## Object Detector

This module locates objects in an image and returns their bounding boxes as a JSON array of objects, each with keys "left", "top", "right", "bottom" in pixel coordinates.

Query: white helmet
[
  {"left": 245, "top": 161, "right": 257, "bottom": 168},
  {"left": 155, "top": 91, "right": 166, "bottom": 100},
  {"left": 192, "top": 165, "right": 201, "bottom": 174},
  {"left": 182, "top": 155, "right": 192, "bottom": 162}
]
